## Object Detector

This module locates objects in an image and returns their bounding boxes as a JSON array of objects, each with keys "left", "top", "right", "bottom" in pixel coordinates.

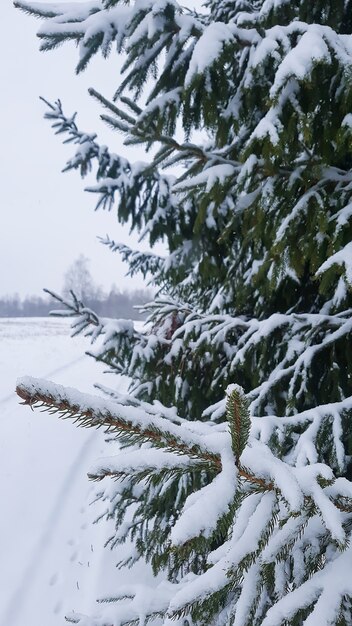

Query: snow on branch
[
  {"left": 13, "top": 0, "right": 99, "bottom": 19},
  {"left": 15, "top": 376, "right": 352, "bottom": 624},
  {"left": 251, "top": 396, "right": 352, "bottom": 472},
  {"left": 15, "top": 376, "right": 221, "bottom": 469},
  {"left": 261, "top": 545, "right": 352, "bottom": 626},
  {"left": 317, "top": 241, "right": 352, "bottom": 286},
  {"left": 16, "top": 377, "right": 352, "bottom": 515}
]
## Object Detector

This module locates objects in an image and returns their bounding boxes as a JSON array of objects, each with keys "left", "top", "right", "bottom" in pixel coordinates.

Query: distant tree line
[
  {"left": 0, "top": 287, "right": 152, "bottom": 319},
  {"left": 1, "top": 254, "right": 152, "bottom": 319}
]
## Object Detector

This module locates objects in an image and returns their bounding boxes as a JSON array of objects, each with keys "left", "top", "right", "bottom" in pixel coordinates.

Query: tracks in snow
[
  {"left": 0, "top": 355, "right": 85, "bottom": 408},
  {"left": 0, "top": 351, "right": 101, "bottom": 626}
]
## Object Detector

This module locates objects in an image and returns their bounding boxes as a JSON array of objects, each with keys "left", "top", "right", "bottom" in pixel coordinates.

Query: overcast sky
[{"left": 1, "top": 0, "right": 162, "bottom": 298}]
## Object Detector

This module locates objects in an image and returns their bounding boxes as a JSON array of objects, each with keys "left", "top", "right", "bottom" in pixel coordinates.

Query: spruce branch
[
  {"left": 44, "top": 288, "right": 99, "bottom": 326},
  {"left": 14, "top": 0, "right": 60, "bottom": 18},
  {"left": 15, "top": 377, "right": 221, "bottom": 470},
  {"left": 226, "top": 384, "right": 251, "bottom": 466},
  {"left": 88, "top": 87, "right": 136, "bottom": 126},
  {"left": 98, "top": 237, "right": 164, "bottom": 279},
  {"left": 15, "top": 377, "right": 281, "bottom": 494}
]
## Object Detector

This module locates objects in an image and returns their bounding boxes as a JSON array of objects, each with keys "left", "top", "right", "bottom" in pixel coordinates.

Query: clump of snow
[
  {"left": 317, "top": 241, "right": 352, "bottom": 285},
  {"left": 226, "top": 383, "right": 245, "bottom": 397}
]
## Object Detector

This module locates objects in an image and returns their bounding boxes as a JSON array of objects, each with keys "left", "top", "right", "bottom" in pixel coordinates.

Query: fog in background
[
  {"left": 1, "top": 0, "right": 164, "bottom": 299},
  {"left": 0, "top": 255, "right": 152, "bottom": 318}
]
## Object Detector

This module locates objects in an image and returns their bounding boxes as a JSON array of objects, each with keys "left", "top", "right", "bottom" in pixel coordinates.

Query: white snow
[
  {"left": 226, "top": 383, "right": 245, "bottom": 397},
  {"left": 184, "top": 22, "right": 234, "bottom": 87},
  {"left": 317, "top": 241, "right": 352, "bottom": 285},
  {"left": 0, "top": 317, "right": 151, "bottom": 626},
  {"left": 262, "top": 545, "right": 352, "bottom": 626},
  {"left": 270, "top": 28, "right": 330, "bottom": 96},
  {"left": 170, "top": 447, "right": 237, "bottom": 545},
  {"left": 5, "top": 317, "right": 352, "bottom": 625}
]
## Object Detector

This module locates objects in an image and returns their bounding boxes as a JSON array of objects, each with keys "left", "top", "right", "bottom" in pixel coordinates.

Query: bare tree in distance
[
  {"left": 0, "top": 255, "right": 152, "bottom": 318},
  {"left": 62, "top": 254, "right": 102, "bottom": 302}
]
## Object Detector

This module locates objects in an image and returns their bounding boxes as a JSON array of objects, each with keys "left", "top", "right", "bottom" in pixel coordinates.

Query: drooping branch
[
  {"left": 15, "top": 377, "right": 277, "bottom": 491},
  {"left": 16, "top": 376, "right": 222, "bottom": 470}
]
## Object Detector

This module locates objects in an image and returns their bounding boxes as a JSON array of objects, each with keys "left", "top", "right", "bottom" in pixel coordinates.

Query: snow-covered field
[{"left": 0, "top": 317, "right": 148, "bottom": 626}]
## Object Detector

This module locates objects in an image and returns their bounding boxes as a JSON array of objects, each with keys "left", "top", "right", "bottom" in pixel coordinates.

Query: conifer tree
[{"left": 15, "top": 0, "right": 352, "bottom": 623}]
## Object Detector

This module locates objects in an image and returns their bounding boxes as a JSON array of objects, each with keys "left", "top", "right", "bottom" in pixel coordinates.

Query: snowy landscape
[
  {"left": 3, "top": 0, "right": 352, "bottom": 623},
  {"left": 0, "top": 317, "right": 150, "bottom": 626}
]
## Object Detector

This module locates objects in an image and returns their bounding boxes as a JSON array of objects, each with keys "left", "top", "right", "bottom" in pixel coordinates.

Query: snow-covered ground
[{"left": 0, "top": 317, "right": 149, "bottom": 626}]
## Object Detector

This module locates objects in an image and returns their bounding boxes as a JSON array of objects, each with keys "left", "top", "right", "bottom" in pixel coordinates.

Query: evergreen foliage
[{"left": 15, "top": 0, "right": 352, "bottom": 623}]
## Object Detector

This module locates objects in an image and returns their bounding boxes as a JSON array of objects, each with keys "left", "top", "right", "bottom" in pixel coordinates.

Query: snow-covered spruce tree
[{"left": 15, "top": 0, "right": 352, "bottom": 623}]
